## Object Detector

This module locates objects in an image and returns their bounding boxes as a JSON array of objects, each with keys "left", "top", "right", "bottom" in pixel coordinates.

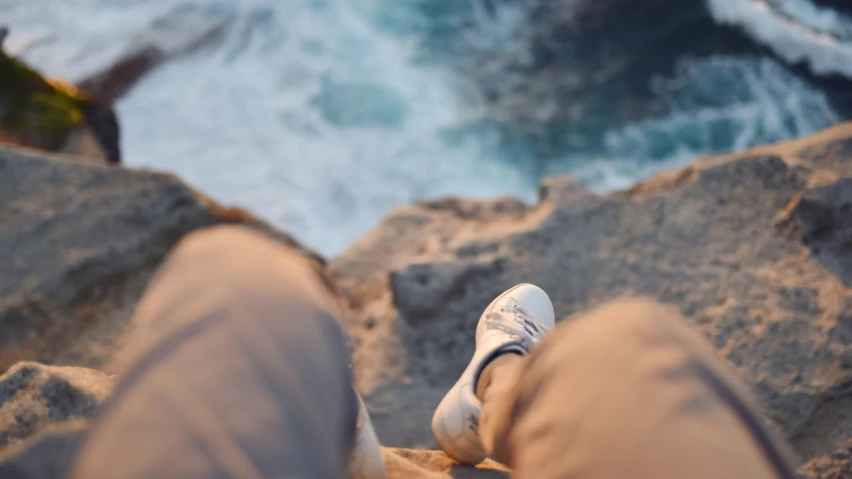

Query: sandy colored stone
[
  {"left": 0, "top": 363, "right": 111, "bottom": 453},
  {"left": 383, "top": 448, "right": 508, "bottom": 479},
  {"left": 4, "top": 123, "right": 852, "bottom": 475},
  {"left": 333, "top": 124, "right": 852, "bottom": 461},
  {"left": 799, "top": 439, "right": 852, "bottom": 478}
]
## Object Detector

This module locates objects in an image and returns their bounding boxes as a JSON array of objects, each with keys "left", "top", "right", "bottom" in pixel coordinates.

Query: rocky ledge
[
  {"left": 0, "top": 123, "right": 851, "bottom": 477},
  {"left": 332, "top": 122, "right": 852, "bottom": 475},
  {"left": 0, "top": 147, "right": 323, "bottom": 372}
]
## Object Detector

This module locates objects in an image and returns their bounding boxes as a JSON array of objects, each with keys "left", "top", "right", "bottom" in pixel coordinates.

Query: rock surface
[
  {"left": 0, "top": 362, "right": 110, "bottom": 452},
  {"left": 0, "top": 362, "right": 506, "bottom": 479},
  {"left": 3, "top": 122, "right": 852, "bottom": 476},
  {"left": 0, "top": 37, "right": 120, "bottom": 165},
  {"left": 332, "top": 122, "right": 852, "bottom": 470},
  {"left": 800, "top": 439, "right": 852, "bottom": 479},
  {"left": 0, "top": 147, "right": 322, "bottom": 373}
]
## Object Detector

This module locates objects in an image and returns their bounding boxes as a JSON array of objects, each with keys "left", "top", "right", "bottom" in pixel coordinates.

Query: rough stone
[
  {"left": 5, "top": 121, "right": 852, "bottom": 475},
  {"left": 0, "top": 147, "right": 323, "bottom": 372},
  {"left": 0, "top": 363, "right": 110, "bottom": 451},
  {"left": 0, "top": 363, "right": 505, "bottom": 479},
  {"left": 332, "top": 123, "right": 852, "bottom": 464},
  {"left": 800, "top": 439, "right": 852, "bottom": 479}
]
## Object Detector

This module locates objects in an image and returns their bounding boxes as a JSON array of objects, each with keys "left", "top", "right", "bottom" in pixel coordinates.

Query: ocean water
[
  {"left": 2, "top": 0, "right": 849, "bottom": 255},
  {"left": 707, "top": 0, "right": 852, "bottom": 75}
]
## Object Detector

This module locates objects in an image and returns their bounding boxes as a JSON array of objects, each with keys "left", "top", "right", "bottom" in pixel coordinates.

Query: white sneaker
[
  {"left": 348, "top": 392, "right": 387, "bottom": 479},
  {"left": 431, "top": 284, "right": 555, "bottom": 465}
]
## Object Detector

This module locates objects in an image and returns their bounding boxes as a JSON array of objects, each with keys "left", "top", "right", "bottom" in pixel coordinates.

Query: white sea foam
[
  {"left": 553, "top": 56, "right": 839, "bottom": 191},
  {"left": 4, "top": 0, "right": 535, "bottom": 255},
  {"left": 706, "top": 0, "right": 852, "bottom": 77}
]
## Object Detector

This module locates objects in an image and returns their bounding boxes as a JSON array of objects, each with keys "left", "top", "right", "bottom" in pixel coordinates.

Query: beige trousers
[
  {"left": 479, "top": 299, "right": 798, "bottom": 479},
  {"left": 70, "top": 226, "right": 798, "bottom": 479}
]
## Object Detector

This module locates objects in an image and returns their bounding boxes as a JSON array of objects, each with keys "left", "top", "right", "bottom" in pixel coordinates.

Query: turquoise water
[{"left": 3, "top": 0, "right": 849, "bottom": 254}]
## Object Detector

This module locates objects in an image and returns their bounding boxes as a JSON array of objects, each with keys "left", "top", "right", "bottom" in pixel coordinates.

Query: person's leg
[
  {"left": 474, "top": 354, "right": 521, "bottom": 401},
  {"left": 70, "top": 226, "right": 357, "bottom": 479},
  {"left": 478, "top": 298, "right": 799, "bottom": 479}
]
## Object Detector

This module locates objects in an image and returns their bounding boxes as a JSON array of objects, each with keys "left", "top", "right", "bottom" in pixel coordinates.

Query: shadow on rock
[{"left": 790, "top": 178, "right": 852, "bottom": 287}]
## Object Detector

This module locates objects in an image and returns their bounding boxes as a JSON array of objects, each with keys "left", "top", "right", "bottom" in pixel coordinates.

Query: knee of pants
[
  {"left": 525, "top": 297, "right": 750, "bottom": 403},
  {"left": 545, "top": 298, "right": 701, "bottom": 354},
  {"left": 171, "top": 225, "right": 290, "bottom": 269},
  {"left": 572, "top": 297, "right": 684, "bottom": 331},
  {"left": 135, "top": 225, "right": 344, "bottom": 338},
  {"left": 483, "top": 300, "right": 688, "bottom": 459},
  {"left": 168, "top": 225, "right": 336, "bottom": 301}
]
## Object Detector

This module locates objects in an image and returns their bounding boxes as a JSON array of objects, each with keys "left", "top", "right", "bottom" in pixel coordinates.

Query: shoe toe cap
[{"left": 507, "top": 284, "right": 555, "bottom": 329}]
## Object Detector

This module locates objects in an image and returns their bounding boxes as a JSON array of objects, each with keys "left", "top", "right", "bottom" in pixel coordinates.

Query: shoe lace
[{"left": 483, "top": 302, "right": 548, "bottom": 350}]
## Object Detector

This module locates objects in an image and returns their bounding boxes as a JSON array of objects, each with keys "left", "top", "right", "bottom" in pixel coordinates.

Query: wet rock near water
[
  {"left": 1, "top": 10, "right": 228, "bottom": 166},
  {"left": 800, "top": 440, "right": 852, "bottom": 479}
]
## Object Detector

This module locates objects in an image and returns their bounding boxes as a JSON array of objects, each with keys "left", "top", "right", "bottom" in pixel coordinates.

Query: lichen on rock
[
  {"left": 0, "top": 29, "right": 120, "bottom": 164},
  {"left": 0, "top": 51, "right": 87, "bottom": 151}
]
